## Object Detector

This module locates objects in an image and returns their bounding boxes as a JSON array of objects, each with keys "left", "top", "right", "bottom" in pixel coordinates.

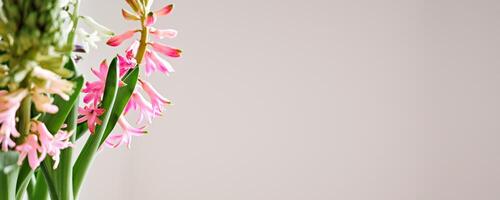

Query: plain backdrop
[{"left": 75, "top": 0, "right": 500, "bottom": 200}]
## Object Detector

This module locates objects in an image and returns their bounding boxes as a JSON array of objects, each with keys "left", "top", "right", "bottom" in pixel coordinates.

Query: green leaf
[
  {"left": 73, "top": 57, "right": 119, "bottom": 198},
  {"left": 15, "top": 163, "right": 33, "bottom": 200},
  {"left": 33, "top": 171, "right": 49, "bottom": 200},
  {"left": 75, "top": 123, "right": 88, "bottom": 141},
  {"left": 41, "top": 75, "right": 84, "bottom": 134},
  {"left": 52, "top": 102, "right": 77, "bottom": 200},
  {"left": 99, "top": 67, "right": 139, "bottom": 147},
  {"left": 0, "top": 151, "right": 20, "bottom": 200}
]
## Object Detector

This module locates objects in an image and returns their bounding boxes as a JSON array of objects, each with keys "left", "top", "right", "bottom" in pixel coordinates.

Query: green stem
[
  {"left": 66, "top": 0, "right": 81, "bottom": 54},
  {"left": 135, "top": 24, "right": 149, "bottom": 64},
  {"left": 18, "top": 96, "right": 31, "bottom": 136}
]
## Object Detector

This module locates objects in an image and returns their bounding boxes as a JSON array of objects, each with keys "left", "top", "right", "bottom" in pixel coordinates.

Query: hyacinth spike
[
  {"left": 107, "top": 30, "right": 139, "bottom": 47},
  {"left": 145, "top": 12, "right": 157, "bottom": 27},
  {"left": 122, "top": 9, "right": 141, "bottom": 21},
  {"left": 149, "top": 28, "right": 178, "bottom": 39},
  {"left": 155, "top": 4, "right": 174, "bottom": 16},
  {"left": 150, "top": 42, "right": 182, "bottom": 58}
]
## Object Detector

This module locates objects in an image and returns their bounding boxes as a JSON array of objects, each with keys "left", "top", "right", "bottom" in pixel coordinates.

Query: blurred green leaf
[{"left": 0, "top": 151, "right": 20, "bottom": 200}]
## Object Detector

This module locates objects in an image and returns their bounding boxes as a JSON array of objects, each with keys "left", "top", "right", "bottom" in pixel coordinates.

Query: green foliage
[
  {"left": 100, "top": 67, "right": 140, "bottom": 147},
  {"left": 0, "top": 151, "right": 20, "bottom": 200},
  {"left": 73, "top": 57, "right": 119, "bottom": 198},
  {"left": 0, "top": 0, "right": 71, "bottom": 89}
]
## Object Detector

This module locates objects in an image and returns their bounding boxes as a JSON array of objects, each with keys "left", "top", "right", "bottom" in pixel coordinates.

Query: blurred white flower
[
  {"left": 76, "top": 28, "right": 101, "bottom": 52},
  {"left": 79, "top": 16, "right": 114, "bottom": 37}
]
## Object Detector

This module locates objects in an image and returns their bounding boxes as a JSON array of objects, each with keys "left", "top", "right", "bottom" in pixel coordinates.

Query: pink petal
[
  {"left": 149, "top": 51, "right": 175, "bottom": 74},
  {"left": 149, "top": 42, "right": 182, "bottom": 58},
  {"left": 144, "top": 51, "right": 157, "bottom": 76},
  {"left": 149, "top": 28, "right": 178, "bottom": 39},
  {"left": 145, "top": 12, "right": 157, "bottom": 27},
  {"left": 155, "top": 4, "right": 173, "bottom": 16},
  {"left": 107, "top": 30, "right": 138, "bottom": 47}
]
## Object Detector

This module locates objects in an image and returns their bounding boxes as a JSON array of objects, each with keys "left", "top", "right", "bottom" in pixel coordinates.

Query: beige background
[{"left": 75, "top": 0, "right": 500, "bottom": 199}]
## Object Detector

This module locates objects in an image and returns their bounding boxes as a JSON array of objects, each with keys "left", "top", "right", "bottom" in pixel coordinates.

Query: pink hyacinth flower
[
  {"left": 31, "top": 67, "right": 73, "bottom": 101},
  {"left": 0, "top": 89, "right": 28, "bottom": 151},
  {"left": 149, "top": 42, "right": 182, "bottom": 58},
  {"left": 144, "top": 50, "right": 157, "bottom": 76},
  {"left": 139, "top": 79, "right": 171, "bottom": 113},
  {"left": 149, "top": 27, "right": 177, "bottom": 39},
  {"left": 78, "top": 105, "right": 105, "bottom": 133},
  {"left": 149, "top": 50, "right": 175, "bottom": 75},
  {"left": 16, "top": 134, "right": 45, "bottom": 169},
  {"left": 105, "top": 117, "right": 146, "bottom": 148},
  {"left": 82, "top": 60, "right": 108, "bottom": 104},
  {"left": 125, "top": 91, "right": 159, "bottom": 124},
  {"left": 118, "top": 54, "right": 137, "bottom": 76},
  {"left": 35, "top": 121, "right": 73, "bottom": 169},
  {"left": 126, "top": 40, "right": 140, "bottom": 60},
  {"left": 145, "top": 12, "right": 157, "bottom": 27},
  {"left": 155, "top": 4, "right": 173, "bottom": 16},
  {"left": 107, "top": 30, "right": 139, "bottom": 47}
]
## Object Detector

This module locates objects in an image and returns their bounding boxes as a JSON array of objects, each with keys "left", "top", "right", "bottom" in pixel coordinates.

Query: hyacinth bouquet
[{"left": 0, "top": 0, "right": 181, "bottom": 199}]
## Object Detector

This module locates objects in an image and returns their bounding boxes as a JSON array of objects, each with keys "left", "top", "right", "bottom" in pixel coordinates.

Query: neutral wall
[{"left": 76, "top": 0, "right": 500, "bottom": 199}]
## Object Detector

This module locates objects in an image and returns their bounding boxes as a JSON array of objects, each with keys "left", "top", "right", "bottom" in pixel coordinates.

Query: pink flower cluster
[
  {"left": 79, "top": 2, "right": 180, "bottom": 149},
  {"left": 16, "top": 121, "right": 72, "bottom": 169},
  {"left": 0, "top": 69, "right": 74, "bottom": 169}
]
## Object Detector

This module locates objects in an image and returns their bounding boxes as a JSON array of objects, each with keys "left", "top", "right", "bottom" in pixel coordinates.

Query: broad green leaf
[
  {"left": 33, "top": 171, "right": 49, "bottom": 200},
  {"left": 41, "top": 75, "right": 84, "bottom": 134},
  {"left": 99, "top": 67, "right": 139, "bottom": 147},
  {"left": 53, "top": 103, "right": 77, "bottom": 200},
  {"left": 0, "top": 151, "right": 20, "bottom": 200},
  {"left": 73, "top": 57, "right": 119, "bottom": 198},
  {"left": 75, "top": 123, "right": 88, "bottom": 141},
  {"left": 15, "top": 163, "right": 33, "bottom": 200}
]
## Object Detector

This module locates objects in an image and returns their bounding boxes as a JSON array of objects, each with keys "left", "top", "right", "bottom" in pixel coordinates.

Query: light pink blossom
[
  {"left": 139, "top": 79, "right": 171, "bottom": 113},
  {"left": 149, "top": 27, "right": 177, "bottom": 39},
  {"left": 144, "top": 50, "right": 158, "bottom": 76},
  {"left": 107, "top": 30, "right": 139, "bottom": 47},
  {"left": 16, "top": 134, "right": 45, "bottom": 169},
  {"left": 78, "top": 105, "right": 105, "bottom": 133},
  {"left": 32, "top": 67, "right": 73, "bottom": 101},
  {"left": 34, "top": 121, "right": 73, "bottom": 169},
  {"left": 125, "top": 91, "right": 159, "bottom": 123},
  {"left": 0, "top": 89, "right": 28, "bottom": 151},
  {"left": 149, "top": 42, "right": 182, "bottom": 58},
  {"left": 105, "top": 117, "right": 146, "bottom": 148},
  {"left": 149, "top": 50, "right": 175, "bottom": 74}
]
